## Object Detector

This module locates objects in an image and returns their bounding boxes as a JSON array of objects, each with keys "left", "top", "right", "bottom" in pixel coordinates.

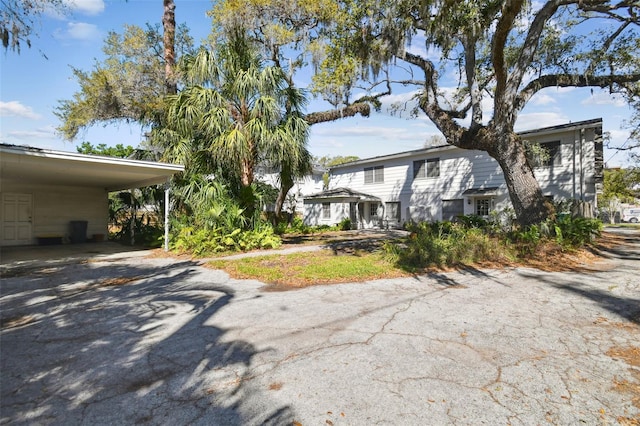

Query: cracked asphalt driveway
[{"left": 1, "top": 229, "right": 639, "bottom": 425}]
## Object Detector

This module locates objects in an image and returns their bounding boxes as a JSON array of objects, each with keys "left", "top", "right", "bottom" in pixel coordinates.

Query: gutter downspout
[
  {"left": 572, "top": 131, "right": 577, "bottom": 199},
  {"left": 130, "top": 189, "right": 135, "bottom": 246},
  {"left": 580, "top": 129, "right": 585, "bottom": 201}
]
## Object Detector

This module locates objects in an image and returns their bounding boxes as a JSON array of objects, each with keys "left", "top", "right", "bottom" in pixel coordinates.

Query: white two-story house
[{"left": 303, "top": 118, "right": 604, "bottom": 228}]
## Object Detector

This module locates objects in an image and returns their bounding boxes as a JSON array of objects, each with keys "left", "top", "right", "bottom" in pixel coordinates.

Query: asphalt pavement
[{"left": 1, "top": 228, "right": 639, "bottom": 425}]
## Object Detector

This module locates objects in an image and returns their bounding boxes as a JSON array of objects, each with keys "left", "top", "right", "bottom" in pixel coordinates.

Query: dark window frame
[
  {"left": 476, "top": 198, "right": 491, "bottom": 216},
  {"left": 413, "top": 158, "right": 440, "bottom": 179},
  {"left": 364, "top": 166, "right": 384, "bottom": 184}
]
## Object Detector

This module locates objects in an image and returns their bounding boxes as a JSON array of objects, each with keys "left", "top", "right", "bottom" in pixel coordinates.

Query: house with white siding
[
  {"left": 303, "top": 118, "right": 604, "bottom": 228},
  {"left": 258, "top": 165, "right": 326, "bottom": 214}
]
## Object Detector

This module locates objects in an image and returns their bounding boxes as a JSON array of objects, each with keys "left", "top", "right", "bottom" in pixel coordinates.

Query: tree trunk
[
  {"left": 488, "top": 132, "right": 550, "bottom": 227},
  {"left": 274, "top": 173, "right": 295, "bottom": 219},
  {"left": 162, "top": 0, "right": 176, "bottom": 95},
  {"left": 240, "top": 158, "right": 254, "bottom": 187}
]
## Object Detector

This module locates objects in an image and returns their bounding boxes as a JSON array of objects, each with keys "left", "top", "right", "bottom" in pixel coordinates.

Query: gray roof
[
  {"left": 462, "top": 187, "right": 500, "bottom": 196},
  {"left": 304, "top": 187, "right": 380, "bottom": 201}
]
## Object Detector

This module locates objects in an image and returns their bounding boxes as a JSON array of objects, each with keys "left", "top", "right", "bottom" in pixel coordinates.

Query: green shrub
[
  {"left": 388, "top": 221, "right": 513, "bottom": 269},
  {"left": 508, "top": 224, "right": 542, "bottom": 256},
  {"left": 386, "top": 215, "right": 602, "bottom": 270},
  {"left": 552, "top": 215, "right": 602, "bottom": 248},
  {"left": 338, "top": 217, "right": 352, "bottom": 231},
  {"left": 171, "top": 225, "right": 281, "bottom": 257}
]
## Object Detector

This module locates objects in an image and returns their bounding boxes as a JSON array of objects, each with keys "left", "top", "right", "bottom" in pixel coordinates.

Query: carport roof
[{"left": 1, "top": 144, "right": 184, "bottom": 191}]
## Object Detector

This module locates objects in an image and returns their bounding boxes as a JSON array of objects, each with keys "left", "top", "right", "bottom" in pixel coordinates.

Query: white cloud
[
  {"left": 7, "top": 127, "right": 57, "bottom": 140},
  {"left": 515, "top": 112, "right": 569, "bottom": 132},
  {"left": 65, "top": 0, "right": 105, "bottom": 16},
  {"left": 0, "top": 101, "right": 42, "bottom": 120},
  {"left": 606, "top": 129, "right": 632, "bottom": 148},
  {"left": 531, "top": 93, "right": 556, "bottom": 106},
  {"left": 581, "top": 91, "right": 626, "bottom": 107},
  {"left": 54, "top": 22, "right": 101, "bottom": 41}
]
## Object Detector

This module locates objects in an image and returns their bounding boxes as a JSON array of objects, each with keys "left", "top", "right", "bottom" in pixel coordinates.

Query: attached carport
[{"left": 0, "top": 144, "right": 184, "bottom": 249}]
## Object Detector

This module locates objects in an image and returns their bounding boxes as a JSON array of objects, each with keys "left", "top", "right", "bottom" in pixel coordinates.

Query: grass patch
[
  {"left": 605, "top": 223, "right": 640, "bottom": 229},
  {"left": 208, "top": 249, "right": 410, "bottom": 287}
]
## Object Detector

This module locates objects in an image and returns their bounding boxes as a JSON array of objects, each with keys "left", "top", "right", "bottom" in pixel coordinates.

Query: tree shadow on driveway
[
  {"left": 517, "top": 266, "right": 640, "bottom": 326},
  {"left": 1, "top": 259, "right": 293, "bottom": 425}
]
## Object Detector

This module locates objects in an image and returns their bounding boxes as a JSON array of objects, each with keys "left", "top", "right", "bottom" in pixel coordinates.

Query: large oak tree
[{"left": 214, "top": 0, "right": 640, "bottom": 226}]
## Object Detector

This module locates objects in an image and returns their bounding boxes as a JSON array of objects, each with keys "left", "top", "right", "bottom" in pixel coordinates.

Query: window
[
  {"left": 322, "top": 202, "right": 331, "bottom": 219},
  {"left": 542, "top": 141, "right": 561, "bottom": 167},
  {"left": 385, "top": 202, "right": 401, "bottom": 222},
  {"left": 370, "top": 203, "right": 379, "bottom": 218},
  {"left": 427, "top": 158, "right": 440, "bottom": 177},
  {"left": 442, "top": 199, "right": 464, "bottom": 221},
  {"left": 476, "top": 198, "right": 490, "bottom": 216},
  {"left": 528, "top": 140, "right": 561, "bottom": 167},
  {"left": 413, "top": 158, "right": 440, "bottom": 179},
  {"left": 364, "top": 166, "right": 384, "bottom": 184}
]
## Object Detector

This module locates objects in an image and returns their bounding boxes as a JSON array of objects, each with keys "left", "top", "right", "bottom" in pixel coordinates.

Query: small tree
[{"left": 601, "top": 168, "right": 640, "bottom": 223}]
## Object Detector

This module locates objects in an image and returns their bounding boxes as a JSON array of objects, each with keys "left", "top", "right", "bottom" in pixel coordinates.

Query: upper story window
[
  {"left": 542, "top": 141, "right": 561, "bottom": 167},
  {"left": 364, "top": 166, "right": 384, "bottom": 184},
  {"left": 528, "top": 140, "right": 561, "bottom": 167},
  {"left": 413, "top": 158, "right": 440, "bottom": 179}
]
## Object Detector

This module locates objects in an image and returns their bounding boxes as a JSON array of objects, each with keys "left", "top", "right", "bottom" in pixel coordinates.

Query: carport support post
[
  {"left": 130, "top": 189, "right": 135, "bottom": 246},
  {"left": 164, "top": 181, "right": 170, "bottom": 252}
]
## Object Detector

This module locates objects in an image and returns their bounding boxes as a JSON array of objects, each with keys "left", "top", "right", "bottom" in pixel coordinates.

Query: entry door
[{"left": 2, "top": 193, "right": 33, "bottom": 246}]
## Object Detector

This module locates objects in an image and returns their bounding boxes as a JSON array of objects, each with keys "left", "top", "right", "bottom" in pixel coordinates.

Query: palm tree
[
  {"left": 162, "top": 0, "right": 177, "bottom": 95},
  {"left": 161, "top": 30, "right": 310, "bottom": 218}
]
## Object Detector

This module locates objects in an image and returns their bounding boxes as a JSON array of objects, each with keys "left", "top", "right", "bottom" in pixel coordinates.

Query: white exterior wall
[
  {"left": 1, "top": 180, "right": 108, "bottom": 244},
  {"left": 259, "top": 171, "right": 325, "bottom": 214},
  {"left": 330, "top": 147, "right": 509, "bottom": 223},
  {"left": 528, "top": 127, "right": 599, "bottom": 205},
  {"left": 321, "top": 123, "right": 600, "bottom": 226},
  {"left": 303, "top": 200, "right": 351, "bottom": 227}
]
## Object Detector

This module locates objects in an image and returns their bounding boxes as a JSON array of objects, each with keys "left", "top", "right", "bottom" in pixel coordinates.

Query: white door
[{"left": 2, "top": 193, "right": 33, "bottom": 246}]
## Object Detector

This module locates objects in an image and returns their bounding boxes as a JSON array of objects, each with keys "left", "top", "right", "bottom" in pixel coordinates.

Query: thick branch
[
  {"left": 492, "top": 0, "right": 525, "bottom": 102},
  {"left": 515, "top": 73, "right": 640, "bottom": 114},
  {"left": 504, "top": 0, "right": 570, "bottom": 113},
  {"left": 305, "top": 103, "right": 370, "bottom": 125},
  {"left": 462, "top": 38, "right": 482, "bottom": 129}
]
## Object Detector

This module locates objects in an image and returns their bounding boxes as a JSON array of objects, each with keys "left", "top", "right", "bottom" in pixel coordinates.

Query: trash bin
[{"left": 69, "top": 220, "right": 88, "bottom": 244}]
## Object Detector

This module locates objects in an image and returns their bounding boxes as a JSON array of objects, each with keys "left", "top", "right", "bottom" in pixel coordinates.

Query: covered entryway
[
  {"left": 303, "top": 187, "right": 381, "bottom": 229},
  {"left": 0, "top": 144, "right": 184, "bottom": 249}
]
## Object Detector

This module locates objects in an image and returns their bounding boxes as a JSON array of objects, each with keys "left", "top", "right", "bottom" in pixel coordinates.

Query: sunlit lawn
[{"left": 208, "top": 249, "right": 410, "bottom": 287}]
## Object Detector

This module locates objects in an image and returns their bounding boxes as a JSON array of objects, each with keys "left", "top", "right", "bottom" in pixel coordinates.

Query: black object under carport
[{"left": 69, "top": 220, "right": 88, "bottom": 244}]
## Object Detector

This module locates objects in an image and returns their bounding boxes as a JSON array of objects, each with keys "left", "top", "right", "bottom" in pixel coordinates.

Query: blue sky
[{"left": 0, "top": 0, "right": 637, "bottom": 167}]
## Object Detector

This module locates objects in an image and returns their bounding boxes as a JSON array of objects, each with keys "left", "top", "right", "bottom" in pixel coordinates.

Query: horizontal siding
[
  {"left": 326, "top": 124, "right": 599, "bottom": 223},
  {"left": 2, "top": 180, "right": 108, "bottom": 244}
]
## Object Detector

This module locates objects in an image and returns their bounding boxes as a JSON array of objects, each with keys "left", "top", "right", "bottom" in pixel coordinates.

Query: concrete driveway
[{"left": 1, "top": 229, "right": 639, "bottom": 425}]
